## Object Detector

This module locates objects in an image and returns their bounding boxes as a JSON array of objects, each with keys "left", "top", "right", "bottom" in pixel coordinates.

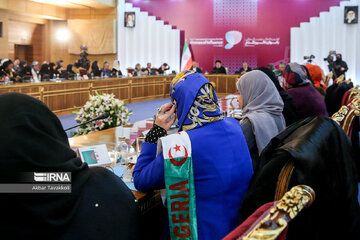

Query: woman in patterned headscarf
[
  {"left": 133, "top": 71, "right": 253, "bottom": 240},
  {"left": 282, "top": 63, "right": 328, "bottom": 119}
]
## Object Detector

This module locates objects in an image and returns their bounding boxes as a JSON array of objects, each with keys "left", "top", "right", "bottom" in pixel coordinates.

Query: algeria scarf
[{"left": 160, "top": 131, "right": 198, "bottom": 240}]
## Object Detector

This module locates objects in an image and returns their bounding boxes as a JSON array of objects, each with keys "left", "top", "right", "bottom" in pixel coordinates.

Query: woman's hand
[{"left": 155, "top": 103, "right": 176, "bottom": 131}]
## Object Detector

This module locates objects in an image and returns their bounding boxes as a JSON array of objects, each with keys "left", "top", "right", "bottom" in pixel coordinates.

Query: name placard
[{"left": 78, "top": 144, "right": 111, "bottom": 166}]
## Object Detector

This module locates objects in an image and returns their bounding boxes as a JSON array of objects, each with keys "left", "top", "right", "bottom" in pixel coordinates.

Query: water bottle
[
  {"left": 91, "top": 72, "right": 94, "bottom": 79},
  {"left": 4, "top": 76, "right": 10, "bottom": 85},
  {"left": 100, "top": 72, "right": 104, "bottom": 78},
  {"left": 115, "top": 137, "right": 129, "bottom": 164}
]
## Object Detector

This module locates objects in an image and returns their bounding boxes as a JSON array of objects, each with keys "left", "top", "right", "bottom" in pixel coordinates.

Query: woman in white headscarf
[
  {"left": 111, "top": 60, "right": 122, "bottom": 77},
  {"left": 236, "top": 70, "right": 286, "bottom": 173}
]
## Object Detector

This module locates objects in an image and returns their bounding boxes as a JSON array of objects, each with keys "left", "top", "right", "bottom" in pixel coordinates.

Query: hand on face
[{"left": 155, "top": 103, "right": 176, "bottom": 131}]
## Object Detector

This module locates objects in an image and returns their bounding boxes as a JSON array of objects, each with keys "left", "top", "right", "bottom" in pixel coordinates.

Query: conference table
[
  {"left": 0, "top": 74, "right": 239, "bottom": 116},
  {"left": 69, "top": 124, "right": 154, "bottom": 202}
]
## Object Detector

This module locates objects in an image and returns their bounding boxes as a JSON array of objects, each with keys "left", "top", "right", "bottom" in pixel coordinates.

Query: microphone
[{"left": 64, "top": 112, "right": 110, "bottom": 131}]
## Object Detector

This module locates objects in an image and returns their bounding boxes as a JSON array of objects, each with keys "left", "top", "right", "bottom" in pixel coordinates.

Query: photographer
[{"left": 333, "top": 53, "right": 348, "bottom": 79}]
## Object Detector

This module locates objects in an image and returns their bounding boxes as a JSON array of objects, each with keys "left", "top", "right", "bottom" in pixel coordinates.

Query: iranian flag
[{"left": 181, "top": 40, "right": 193, "bottom": 71}]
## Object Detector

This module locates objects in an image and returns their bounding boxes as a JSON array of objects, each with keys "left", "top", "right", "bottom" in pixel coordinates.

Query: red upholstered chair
[
  {"left": 79, "top": 69, "right": 87, "bottom": 77},
  {"left": 127, "top": 68, "right": 134, "bottom": 75},
  {"left": 223, "top": 185, "right": 315, "bottom": 240}
]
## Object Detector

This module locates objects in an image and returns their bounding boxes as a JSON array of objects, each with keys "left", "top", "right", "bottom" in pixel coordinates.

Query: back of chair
[
  {"left": 127, "top": 68, "right": 134, "bottom": 75},
  {"left": 79, "top": 69, "right": 87, "bottom": 76},
  {"left": 223, "top": 185, "right": 315, "bottom": 240},
  {"left": 331, "top": 93, "right": 360, "bottom": 136},
  {"left": 341, "top": 85, "right": 360, "bottom": 106}
]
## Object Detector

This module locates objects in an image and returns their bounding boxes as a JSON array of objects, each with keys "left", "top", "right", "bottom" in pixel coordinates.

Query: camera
[
  {"left": 324, "top": 50, "right": 337, "bottom": 63},
  {"left": 304, "top": 55, "right": 315, "bottom": 60},
  {"left": 304, "top": 55, "right": 315, "bottom": 64},
  {"left": 78, "top": 45, "right": 90, "bottom": 70}
]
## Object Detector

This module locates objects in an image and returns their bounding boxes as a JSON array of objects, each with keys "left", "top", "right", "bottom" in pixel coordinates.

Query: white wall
[
  {"left": 117, "top": 0, "right": 180, "bottom": 75},
  {"left": 291, "top": 0, "right": 360, "bottom": 85}
]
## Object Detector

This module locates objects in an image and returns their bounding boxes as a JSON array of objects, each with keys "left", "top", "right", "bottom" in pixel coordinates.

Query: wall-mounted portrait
[
  {"left": 125, "top": 12, "right": 135, "bottom": 28},
  {"left": 344, "top": 6, "right": 358, "bottom": 24}
]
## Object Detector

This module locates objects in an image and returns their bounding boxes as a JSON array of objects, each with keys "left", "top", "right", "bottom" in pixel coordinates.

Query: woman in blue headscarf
[{"left": 133, "top": 71, "right": 253, "bottom": 240}]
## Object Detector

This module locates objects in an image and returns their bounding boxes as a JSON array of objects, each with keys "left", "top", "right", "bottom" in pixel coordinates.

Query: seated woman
[
  {"left": 133, "top": 71, "right": 253, "bottom": 240},
  {"left": 305, "top": 64, "right": 327, "bottom": 97},
  {"left": 112, "top": 60, "right": 123, "bottom": 77},
  {"left": 283, "top": 63, "right": 328, "bottom": 119},
  {"left": 0, "top": 59, "right": 21, "bottom": 82},
  {"left": 39, "top": 63, "right": 50, "bottom": 81},
  {"left": 257, "top": 67, "right": 299, "bottom": 126},
  {"left": 237, "top": 70, "right": 286, "bottom": 173},
  {"left": 133, "top": 63, "right": 144, "bottom": 77},
  {"left": 48, "top": 62, "right": 56, "bottom": 79},
  {"left": 0, "top": 93, "right": 140, "bottom": 240},
  {"left": 91, "top": 61, "right": 101, "bottom": 77},
  {"left": 158, "top": 63, "right": 170, "bottom": 75}
]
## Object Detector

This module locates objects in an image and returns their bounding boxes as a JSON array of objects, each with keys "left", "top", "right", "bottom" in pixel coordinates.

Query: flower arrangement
[{"left": 73, "top": 92, "right": 131, "bottom": 136}]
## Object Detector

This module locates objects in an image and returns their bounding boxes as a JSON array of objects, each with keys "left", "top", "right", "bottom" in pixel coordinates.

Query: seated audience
[
  {"left": 91, "top": 61, "right": 101, "bottom": 77},
  {"left": 65, "top": 64, "right": 75, "bottom": 79},
  {"left": 133, "top": 71, "right": 253, "bottom": 240},
  {"left": 157, "top": 63, "right": 170, "bottom": 75},
  {"left": 211, "top": 60, "right": 227, "bottom": 74},
  {"left": 48, "top": 62, "right": 56, "bottom": 79},
  {"left": 18, "top": 60, "right": 27, "bottom": 71},
  {"left": 325, "top": 81, "right": 354, "bottom": 116},
  {"left": 277, "top": 62, "right": 286, "bottom": 83},
  {"left": 111, "top": 60, "right": 123, "bottom": 77},
  {"left": 13, "top": 58, "right": 20, "bottom": 72},
  {"left": 190, "top": 61, "right": 202, "bottom": 73},
  {"left": 55, "top": 59, "right": 64, "bottom": 74},
  {"left": 101, "top": 61, "right": 111, "bottom": 77},
  {"left": 267, "top": 63, "right": 275, "bottom": 71},
  {"left": 282, "top": 63, "right": 328, "bottom": 119},
  {"left": 257, "top": 67, "right": 299, "bottom": 126},
  {"left": 0, "top": 93, "right": 141, "bottom": 240},
  {"left": 237, "top": 70, "right": 286, "bottom": 173},
  {"left": 17, "top": 61, "right": 31, "bottom": 79},
  {"left": 0, "top": 59, "right": 21, "bottom": 82},
  {"left": 39, "top": 63, "right": 50, "bottom": 81},
  {"left": 306, "top": 64, "right": 327, "bottom": 95},
  {"left": 73, "top": 62, "right": 81, "bottom": 75},
  {"left": 241, "top": 116, "right": 360, "bottom": 240},
  {"left": 145, "top": 62, "right": 156, "bottom": 75},
  {"left": 239, "top": 62, "right": 252, "bottom": 75},
  {"left": 133, "top": 63, "right": 144, "bottom": 77},
  {"left": 302, "top": 64, "right": 315, "bottom": 85},
  {"left": 31, "top": 61, "right": 40, "bottom": 82}
]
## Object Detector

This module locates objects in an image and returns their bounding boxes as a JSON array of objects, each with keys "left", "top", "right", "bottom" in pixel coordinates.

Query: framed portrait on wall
[
  {"left": 344, "top": 6, "right": 358, "bottom": 24},
  {"left": 125, "top": 12, "right": 135, "bottom": 28}
]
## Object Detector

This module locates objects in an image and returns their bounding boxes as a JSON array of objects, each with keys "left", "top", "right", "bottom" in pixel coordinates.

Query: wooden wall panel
[{"left": 0, "top": 75, "right": 238, "bottom": 116}]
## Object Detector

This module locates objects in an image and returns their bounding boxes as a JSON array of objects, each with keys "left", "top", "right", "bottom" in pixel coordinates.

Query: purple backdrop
[{"left": 129, "top": 0, "right": 342, "bottom": 73}]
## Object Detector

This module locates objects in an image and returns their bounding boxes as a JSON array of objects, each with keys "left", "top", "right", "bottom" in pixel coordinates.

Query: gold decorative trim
[
  {"left": 242, "top": 185, "right": 315, "bottom": 240},
  {"left": 332, "top": 93, "right": 360, "bottom": 135}
]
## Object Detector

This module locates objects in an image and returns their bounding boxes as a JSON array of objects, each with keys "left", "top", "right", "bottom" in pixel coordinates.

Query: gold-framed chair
[{"left": 223, "top": 185, "right": 315, "bottom": 240}]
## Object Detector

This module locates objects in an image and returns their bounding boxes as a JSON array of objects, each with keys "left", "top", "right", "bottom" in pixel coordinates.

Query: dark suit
[
  {"left": 191, "top": 67, "right": 202, "bottom": 73},
  {"left": 212, "top": 66, "right": 227, "bottom": 74},
  {"left": 239, "top": 67, "right": 252, "bottom": 73}
]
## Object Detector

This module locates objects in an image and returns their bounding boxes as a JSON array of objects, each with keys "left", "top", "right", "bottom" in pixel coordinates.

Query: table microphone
[{"left": 64, "top": 112, "right": 110, "bottom": 131}]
